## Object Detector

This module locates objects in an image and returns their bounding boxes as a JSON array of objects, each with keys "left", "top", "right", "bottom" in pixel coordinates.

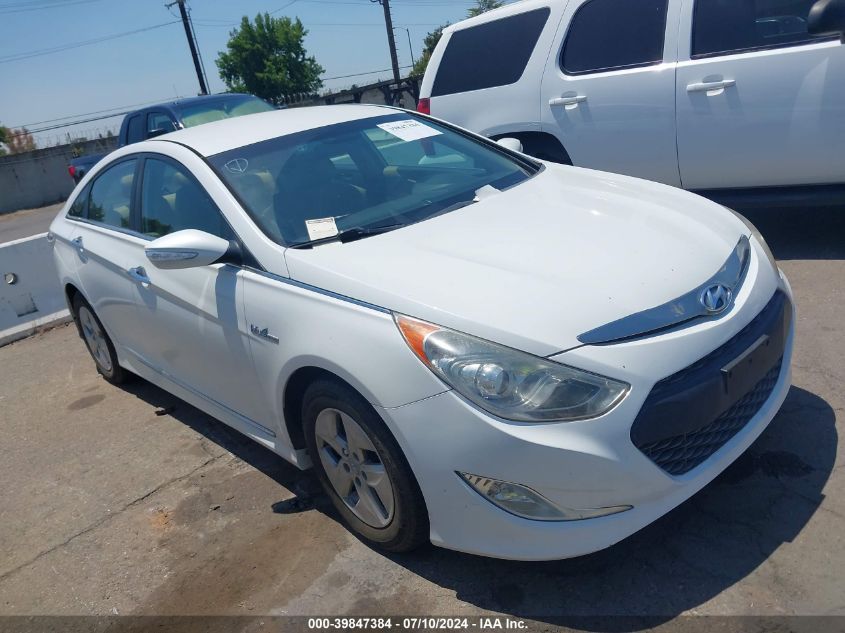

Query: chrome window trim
[
  {"left": 64, "top": 216, "right": 152, "bottom": 242},
  {"left": 578, "top": 235, "right": 752, "bottom": 345}
]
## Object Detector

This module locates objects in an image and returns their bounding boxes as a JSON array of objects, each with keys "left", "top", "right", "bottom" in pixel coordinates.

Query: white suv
[{"left": 419, "top": 0, "right": 845, "bottom": 207}]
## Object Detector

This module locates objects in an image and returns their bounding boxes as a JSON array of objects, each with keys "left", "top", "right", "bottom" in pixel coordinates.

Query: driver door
[{"left": 123, "top": 154, "right": 273, "bottom": 433}]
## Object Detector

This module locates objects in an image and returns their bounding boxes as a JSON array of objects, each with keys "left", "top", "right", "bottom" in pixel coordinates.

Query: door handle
[
  {"left": 127, "top": 266, "right": 151, "bottom": 285},
  {"left": 549, "top": 95, "right": 587, "bottom": 107},
  {"left": 687, "top": 79, "right": 736, "bottom": 93},
  {"left": 71, "top": 236, "right": 83, "bottom": 251}
]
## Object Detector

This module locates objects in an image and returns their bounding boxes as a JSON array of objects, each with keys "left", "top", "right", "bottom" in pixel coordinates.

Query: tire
[
  {"left": 72, "top": 294, "right": 127, "bottom": 385},
  {"left": 302, "top": 378, "right": 429, "bottom": 552}
]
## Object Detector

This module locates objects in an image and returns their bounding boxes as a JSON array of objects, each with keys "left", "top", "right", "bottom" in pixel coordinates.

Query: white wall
[{"left": 0, "top": 233, "right": 70, "bottom": 346}]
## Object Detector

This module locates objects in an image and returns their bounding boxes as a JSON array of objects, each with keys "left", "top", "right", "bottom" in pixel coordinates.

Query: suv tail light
[
  {"left": 417, "top": 98, "right": 431, "bottom": 115},
  {"left": 67, "top": 165, "right": 76, "bottom": 179}
]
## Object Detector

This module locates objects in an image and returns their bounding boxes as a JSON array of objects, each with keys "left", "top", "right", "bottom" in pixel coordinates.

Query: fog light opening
[{"left": 457, "top": 472, "right": 632, "bottom": 522}]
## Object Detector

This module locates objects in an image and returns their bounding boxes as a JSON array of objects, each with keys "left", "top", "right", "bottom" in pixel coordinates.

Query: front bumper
[{"left": 377, "top": 258, "right": 794, "bottom": 560}]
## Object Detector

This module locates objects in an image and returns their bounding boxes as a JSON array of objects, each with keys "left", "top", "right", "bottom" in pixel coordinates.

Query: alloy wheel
[{"left": 314, "top": 407, "right": 396, "bottom": 528}]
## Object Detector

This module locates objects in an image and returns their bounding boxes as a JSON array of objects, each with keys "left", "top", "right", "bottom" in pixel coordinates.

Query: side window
[
  {"left": 147, "top": 112, "right": 175, "bottom": 137},
  {"left": 140, "top": 158, "right": 234, "bottom": 240},
  {"left": 125, "top": 115, "right": 144, "bottom": 144},
  {"left": 67, "top": 184, "right": 90, "bottom": 218},
  {"left": 561, "top": 0, "right": 669, "bottom": 74},
  {"left": 431, "top": 8, "right": 551, "bottom": 97},
  {"left": 692, "top": 0, "right": 826, "bottom": 58},
  {"left": 87, "top": 160, "right": 137, "bottom": 229}
]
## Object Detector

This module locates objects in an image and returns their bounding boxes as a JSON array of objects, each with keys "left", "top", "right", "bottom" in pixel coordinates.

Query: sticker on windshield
[
  {"left": 377, "top": 120, "right": 442, "bottom": 142},
  {"left": 305, "top": 217, "right": 339, "bottom": 241},
  {"left": 224, "top": 158, "right": 249, "bottom": 173}
]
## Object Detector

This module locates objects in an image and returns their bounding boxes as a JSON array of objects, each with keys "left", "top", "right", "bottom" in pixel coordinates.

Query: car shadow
[
  {"left": 120, "top": 378, "right": 327, "bottom": 505},
  {"left": 739, "top": 205, "right": 845, "bottom": 261},
  {"left": 121, "top": 375, "right": 835, "bottom": 628},
  {"left": 381, "top": 386, "right": 836, "bottom": 628}
]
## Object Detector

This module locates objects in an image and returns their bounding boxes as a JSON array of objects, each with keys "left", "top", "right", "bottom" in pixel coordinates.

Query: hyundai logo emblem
[{"left": 700, "top": 283, "right": 732, "bottom": 314}]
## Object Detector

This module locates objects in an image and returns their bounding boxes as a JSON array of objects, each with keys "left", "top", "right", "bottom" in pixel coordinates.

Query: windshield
[
  {"left": 208, "top": 113, "right": 537, "bottom": 247},
  {"left": 177, "top": 95, "right": 275, "bottom": 128}
]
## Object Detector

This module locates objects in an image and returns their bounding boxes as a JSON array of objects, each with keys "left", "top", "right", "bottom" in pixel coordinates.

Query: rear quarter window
[{"left": 431, "top": 8, "right": 551, "bottom": 97}]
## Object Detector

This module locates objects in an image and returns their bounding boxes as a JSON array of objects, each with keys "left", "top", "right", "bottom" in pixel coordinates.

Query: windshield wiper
[{"left": 288, "top": 223, "right": 404, "bottom": 249}]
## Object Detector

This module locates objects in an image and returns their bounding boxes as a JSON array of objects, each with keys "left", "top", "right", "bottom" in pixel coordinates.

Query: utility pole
[
  {"left": 372, "top": 0, "right": 401, "bottom": 88},
  {"left": 167, "top": 0, "right": 209, "bottom": 95},
  {"left": 393, "top": 26, "right": 416, "bottom": 66}
]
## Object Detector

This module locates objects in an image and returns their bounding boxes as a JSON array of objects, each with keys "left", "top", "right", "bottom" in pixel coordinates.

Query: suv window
[
  {"left": 147, "top": 112, "right": 175, "bottom": 137},
  {"left": 87, "top": 160, "right": 137, "bottom": 229},
  {"left": 692, "top": 0, "right": 827, "bottom": 58},
  {"left": 561, "top": 0, "right": 669, "bottom": 74},
  {"left": 431, "top": 8, "right": 551, "bottom": 97},
  {"left": 125, "top": 115, "right": 145, "bottom": 144},
  {"left": 140, "top": 157, "right": 234, "bottom": 240}
]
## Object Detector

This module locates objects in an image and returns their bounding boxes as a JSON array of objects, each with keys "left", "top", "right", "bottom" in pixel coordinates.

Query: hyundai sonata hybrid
[{"left": 50, "top": 105, "right": 794, "bottom": 560}]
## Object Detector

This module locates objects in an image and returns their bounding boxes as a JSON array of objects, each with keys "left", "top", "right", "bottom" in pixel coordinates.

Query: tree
[
  {"left": 410, "top": 24, "right": 449, "bottom": 78},
  {"left": 216, "top": 13, "right": 324, "bottom": 105},
  {"left": 468, "top": 0, "right": 504, "bottom": 17},
  {"left": 6, "top": 127, "right": 36, "bottom": 154},
  {"left": 0, "top": 124, "right": 8, "bottom": 156}
]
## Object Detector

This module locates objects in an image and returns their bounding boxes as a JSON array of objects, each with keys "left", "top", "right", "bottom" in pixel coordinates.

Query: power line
[
  {"left": 0, "top": 20, "right": 180, "bottom": 64},
  {"left": 322, "top": 64, "right": 411, "bottom": 81}
]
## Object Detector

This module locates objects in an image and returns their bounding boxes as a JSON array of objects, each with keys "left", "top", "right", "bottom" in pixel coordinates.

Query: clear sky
[{"left": 0, "top": 0, "right": 507, "bottom": 145}]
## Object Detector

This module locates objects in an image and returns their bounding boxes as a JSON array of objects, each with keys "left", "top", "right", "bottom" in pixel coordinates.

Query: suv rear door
[
  {"left": 539, "top": 0, "right": 682, "bottom": 186},
  {"left": 676, "top": 0, "right": 845, "bottom": 190}
]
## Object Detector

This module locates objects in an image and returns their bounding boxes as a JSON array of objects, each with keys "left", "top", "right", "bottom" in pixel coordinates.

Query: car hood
[{"left": 284, "top": 165, "right": 748, "bottom": 356}]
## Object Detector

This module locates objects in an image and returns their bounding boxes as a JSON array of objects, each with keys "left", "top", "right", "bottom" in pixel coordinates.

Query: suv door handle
[
  {"left": 127, "top": 266, "right": 151, "bottom": 286},
  {"left": 549, "top": 95, "right": 587, "bottom": 107},
  {"left": 71, "top": 236, "right": 83, "bottom": 250},
  {"left": 687, "top": 79, "right": 736, "bottom": 93}
]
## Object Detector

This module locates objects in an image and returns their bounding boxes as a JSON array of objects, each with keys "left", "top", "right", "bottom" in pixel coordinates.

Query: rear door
[
  {"left": 539, "top": 0, "right": 682, "bottom": 186},
  {"left": 64, "top": 158, "right": 145, "bottom": 353},
  {"left": 676, "top": 0, "right": 845, "bottom": 190}
]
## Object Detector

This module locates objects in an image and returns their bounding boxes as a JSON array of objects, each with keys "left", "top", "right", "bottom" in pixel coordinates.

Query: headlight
[
  {"left": 726, "top": 207, "right": 778, "bottom": 270},
  {"left": 395, "top": 315, "right": 630, "bottom": 423}
]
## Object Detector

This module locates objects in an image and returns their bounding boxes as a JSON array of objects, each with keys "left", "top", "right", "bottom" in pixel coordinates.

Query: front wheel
[{"left": 302, "top": 379, "right": 429, "bottom": 552}]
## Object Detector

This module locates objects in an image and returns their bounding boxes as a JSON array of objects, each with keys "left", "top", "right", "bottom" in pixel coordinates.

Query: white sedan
[{"left": 50, "top": 105, "right": 794, "bottom": 560}]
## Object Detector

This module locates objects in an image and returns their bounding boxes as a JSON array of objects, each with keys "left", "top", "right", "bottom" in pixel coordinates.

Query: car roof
[{"left": 152, "top": 104, "right": 400, "bottom": 157}]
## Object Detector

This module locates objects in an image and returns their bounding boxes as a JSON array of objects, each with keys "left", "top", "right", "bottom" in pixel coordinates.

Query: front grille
[
  {"left": 630, "top": 290, "right": 790, "bottom": 477},
  {"left": 637, "top": 360, "right": 783, "bottom": 476}
]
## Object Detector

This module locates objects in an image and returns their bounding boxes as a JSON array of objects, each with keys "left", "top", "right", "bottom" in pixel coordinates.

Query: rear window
[
  {"left": 432, "top": 8, "right": 551, "bottom": 97},
  {"left": 177, "top": 95, "right": 275, "bottom": 128},
  {"left": 125, "top": 115, "right": 145, "bottom": 145},
  {"left": 561, "top": 0, "right": 669, "bottom": 74}
]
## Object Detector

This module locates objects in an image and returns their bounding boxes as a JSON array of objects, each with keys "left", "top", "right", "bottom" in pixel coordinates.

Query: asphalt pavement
[{"left": 0, "top": 204, "right": 842, "bottom": 628}]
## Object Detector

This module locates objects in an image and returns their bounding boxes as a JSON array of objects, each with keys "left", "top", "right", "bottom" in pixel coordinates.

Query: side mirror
[
  {"left": 145, "top": 229, "right": 233, "bottom": 270},
  {"left": 809, "top": 0, "right": 845, "bottom": 41},
  {"left": 496, "top": 137, "right": 524, "bottom": 153}
]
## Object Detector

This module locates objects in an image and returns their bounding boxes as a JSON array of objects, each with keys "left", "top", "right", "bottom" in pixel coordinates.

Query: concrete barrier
[
  {"left": 0, "top": 232, "right": 71, "bottom": 347},
  {"left": 0, "top": 138, "right": 116, "bottom": 215}
]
